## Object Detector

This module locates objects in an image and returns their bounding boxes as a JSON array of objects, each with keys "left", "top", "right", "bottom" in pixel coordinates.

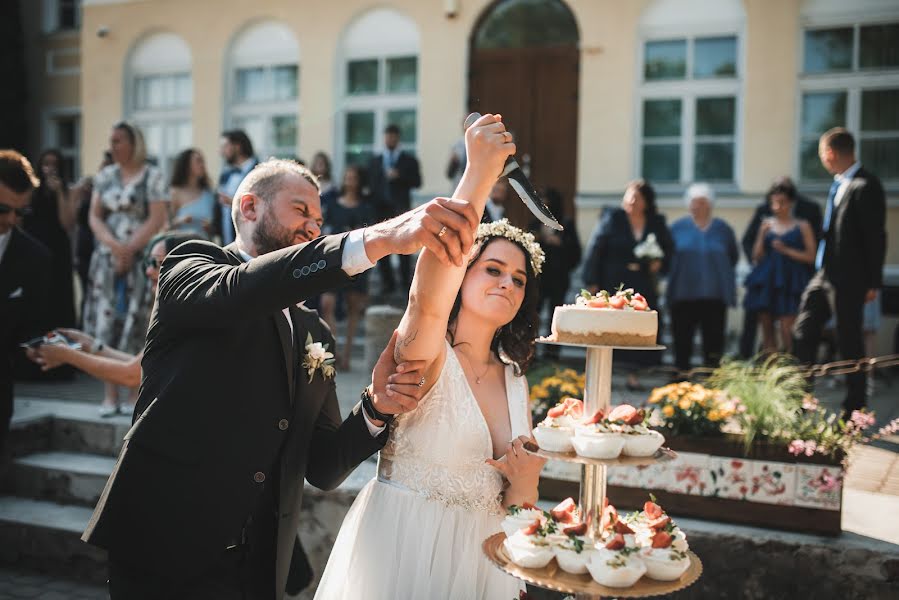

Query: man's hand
[
  {"left": 370, "top": 331, "right": 429, "bottom": 422},
  {"left": 364, "top": 197, "right": 480, "bottom": 267}
]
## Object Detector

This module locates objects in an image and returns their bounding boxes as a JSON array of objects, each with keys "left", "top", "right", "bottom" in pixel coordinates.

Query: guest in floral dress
[{"left": 83, "top": 122, "right": 168, "bottom": 416}]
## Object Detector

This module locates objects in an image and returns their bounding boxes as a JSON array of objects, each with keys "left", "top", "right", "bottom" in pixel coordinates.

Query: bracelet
[{"left": 361, "top": 386, "right": 394, "bottom": 424}]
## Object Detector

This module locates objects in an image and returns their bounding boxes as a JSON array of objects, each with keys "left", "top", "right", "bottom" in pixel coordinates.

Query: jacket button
[
  {"left": 253, "top": 471, "right": 266, "bottom": 483},
  {"left": 293, "top": 268, "right": 302, "bottom": 278},
  {"left": 309, "top": 263, "right": 319, "bottom": 273},
  {"left": 317, "top": 260, "right": 326, "bottom": 269},
  {"left": 301, "top": 266, "right": 311, "bottom": 276},
  {"left": 278, "top": 419, "right": 289, "bottom": 431}
]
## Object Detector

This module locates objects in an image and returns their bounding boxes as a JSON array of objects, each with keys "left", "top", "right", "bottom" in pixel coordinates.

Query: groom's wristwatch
[{"left": 361, "top": 386, "right": 395, "bottom": 425}]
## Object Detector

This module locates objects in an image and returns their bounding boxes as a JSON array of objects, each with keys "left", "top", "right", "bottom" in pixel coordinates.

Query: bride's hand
[
  {"left": 371, "top": 330, "right": 430, "bottom": 419},
  {"left": 487, "top": 435, "right": 546, "bottom": 505}
]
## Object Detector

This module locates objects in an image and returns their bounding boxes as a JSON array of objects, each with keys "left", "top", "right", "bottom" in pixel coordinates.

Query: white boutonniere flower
[{"left": 302, "top": 333, "right": 336, "bottom": 383}]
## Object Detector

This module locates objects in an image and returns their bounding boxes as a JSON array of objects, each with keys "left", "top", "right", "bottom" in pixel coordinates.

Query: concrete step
[
  {"left": 13, "top": 398, "right": 131, "bottom": 457},
  {"left": 0, "top": 496, "right": 106, "bottom": 584},
  {"left": 8, "top": 451, "right": 114, "bottom": 507}
]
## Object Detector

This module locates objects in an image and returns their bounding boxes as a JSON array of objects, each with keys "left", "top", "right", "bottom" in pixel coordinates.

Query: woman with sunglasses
[{"left": 27, "top": 232, "right": 195, "bottom": 402}]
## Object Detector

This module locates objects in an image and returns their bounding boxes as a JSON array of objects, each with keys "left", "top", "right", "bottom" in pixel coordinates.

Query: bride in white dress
[{"left": 315, "top": 114, "right": 547, "bottom": 599}]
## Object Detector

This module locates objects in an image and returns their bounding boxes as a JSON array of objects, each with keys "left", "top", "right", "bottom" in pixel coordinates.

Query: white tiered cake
[{"left": 550, "top": 289, "right": 658, "bottom": 347}]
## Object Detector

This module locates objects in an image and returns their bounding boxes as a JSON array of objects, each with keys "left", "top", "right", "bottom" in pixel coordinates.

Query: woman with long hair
[
  {"left": 315, "top": 115, "right": 544, "bottom": 598},
  {"left": 168, "top": 148, "right": 214, "bottom": 237},
  {"left": 83, "top": 121, "right": 168, "bottom": 415}
]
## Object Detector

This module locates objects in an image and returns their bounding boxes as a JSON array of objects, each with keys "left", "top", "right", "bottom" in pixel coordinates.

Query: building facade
[{"left": 20, "top": 0, "right": 899, "bottom": 351}]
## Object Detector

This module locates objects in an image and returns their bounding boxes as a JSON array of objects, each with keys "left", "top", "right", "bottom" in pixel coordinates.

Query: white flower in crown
[
  {"left": 475, "top": 218, "right": 545, "bottom": 275},
  {"left": 302, "top": 333, "right": 336, "bottom": 383}
]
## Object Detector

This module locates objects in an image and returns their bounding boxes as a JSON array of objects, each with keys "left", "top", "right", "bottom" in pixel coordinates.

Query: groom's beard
[{"left": 253, "top": 212, "right": 301, "bottom": 255}]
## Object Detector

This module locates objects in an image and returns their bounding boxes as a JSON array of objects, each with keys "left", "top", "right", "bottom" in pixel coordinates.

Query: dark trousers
[
  {"left": 0, "top": 378, "right": 11, "bottom": 458},
  {"left": 792, "top": 270, "right": 867, "bottom": 412},
  {"left": 671, "top": 299, "right": 727, "bottom": 373},
  {"left": 739, "top": 308, "right": 759, "bottom": 359}
]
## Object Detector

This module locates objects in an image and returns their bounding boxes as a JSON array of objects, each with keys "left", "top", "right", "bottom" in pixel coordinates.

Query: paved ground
[{"left": 0, "top": 568, "right": 106, "bottom": 599}]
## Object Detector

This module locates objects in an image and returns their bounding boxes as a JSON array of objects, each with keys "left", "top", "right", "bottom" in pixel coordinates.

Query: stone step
[
  {"left": 8, "top": 451, "right": 115, "bottom": 507},
  {"left": 13, "top": 398, "right": 130, "bottom": 457},
  {"left": 0, "top": 496, "right": 106, "bottom": 584}
]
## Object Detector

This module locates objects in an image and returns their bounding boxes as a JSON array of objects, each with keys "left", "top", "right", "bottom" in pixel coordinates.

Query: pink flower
[
  {"left": 788, "top": 440, "right": 805, "bottom": 456},
  {"left": 817, "top": 472, "right": 840, "bottom": 493},
  {"left": 850, "top": 410, "right": 876, "bottom": 430},
  {"left": 876, "top": 418, "right": 899, "bottom": 436},
  {"left": 802, "top": 396, "right": 820, "bottom": 411},
  {"left": 804, "top": 440, "right": 818, "bottom": 457}
]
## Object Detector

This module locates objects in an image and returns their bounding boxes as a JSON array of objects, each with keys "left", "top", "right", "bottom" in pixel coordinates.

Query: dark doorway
[{"left": 469, "top": 0, "right": 580, "bottom": 227}]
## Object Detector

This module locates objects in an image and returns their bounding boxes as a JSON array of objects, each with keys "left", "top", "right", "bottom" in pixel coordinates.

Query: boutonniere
[{"left": 302, "top": 333, "right": 336, "bottom": 383}]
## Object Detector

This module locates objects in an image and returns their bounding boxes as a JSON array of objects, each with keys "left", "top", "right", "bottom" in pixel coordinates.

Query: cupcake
[
  {"left": 501, "top": 502, "right": 547, "bottom": 539},
  {"left": 626, "top": 497, "right": 689, "bottom": 554},
  {"left": 640, "top": 544, "right": 691, "bottom": 581},
  {"left": 586, "top": 533, "right": 646, "bottom": 588},
  {"left": 533, "top": 397, "right": 583, "bottom": 452},
  {"left": 572, "top": 409, "right": 626, "bottom": 459},
  {"left": 606, "top": 404, "right": 665, "bottom": 457},
  {"left": 503, "top": 520, "right": 555, "bottom": 569},
  {"left": 551, "top": 521, "right": 598, "bottom": 574}
]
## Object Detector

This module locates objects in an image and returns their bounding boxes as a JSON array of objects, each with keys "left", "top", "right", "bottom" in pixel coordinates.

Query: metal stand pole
[{"left": 576, "top": 346, "right": 613, "bottom": 600}]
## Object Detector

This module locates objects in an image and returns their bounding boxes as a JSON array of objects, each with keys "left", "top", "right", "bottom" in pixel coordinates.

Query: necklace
[{"left": 459, "top": 350, "right": 492, "bottom": 384}]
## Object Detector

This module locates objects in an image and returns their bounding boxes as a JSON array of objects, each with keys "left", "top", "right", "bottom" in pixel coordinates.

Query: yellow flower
[
  {"left": 678, "top": 397, "right": 693, "bottom": 410},
  {"left": 708, "top": 410, "right": 722, "bottom": 422},
  {"left": 662, "top": 405, "right": 675, "bottom": 417}
]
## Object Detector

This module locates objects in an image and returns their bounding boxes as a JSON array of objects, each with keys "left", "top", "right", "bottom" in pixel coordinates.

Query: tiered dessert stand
[{"left": 482, "top": 341, "right": 703, "bottom": 599}]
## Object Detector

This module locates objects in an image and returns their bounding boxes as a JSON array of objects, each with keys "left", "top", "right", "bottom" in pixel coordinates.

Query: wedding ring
[
  {"left": 437, "top": 226, "right": 447, "bottom": 238},
  {"left": 418, "top": 376, "right": 426, "bottom": 387}
]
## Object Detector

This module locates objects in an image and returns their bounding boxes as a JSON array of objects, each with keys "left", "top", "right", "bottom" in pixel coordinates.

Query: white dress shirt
[
  {"left": 0, "top": 230, "right": 11, "bottom": 265},
  {"left": 833, "top": 161, "right": 861, "bottom": 208},
  {"left": 237, "top": 231, "right": 384, "bottom": 436}
]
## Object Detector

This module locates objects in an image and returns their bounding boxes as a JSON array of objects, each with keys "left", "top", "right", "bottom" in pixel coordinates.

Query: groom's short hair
[{"left": 232, "top": 158, "right": 320, "bottom": 229}]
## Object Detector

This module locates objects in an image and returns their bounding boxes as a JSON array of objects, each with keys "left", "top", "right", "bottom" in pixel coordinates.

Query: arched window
[
  {"left": 797, "top": 0, "right": 899, "bottom": 185},
  {"left": 338, "top": 8, "right": 420, "bottom": 175},
  {"left": 227, "top": 21, "right": 300, "bottom": 159},
  {"left": 637, "top": 0, "right": 745, "bottom": 187},
  {"left": 473, "top": 0, "right": 578, "bottom": 49},
  {"left": 127, "top": 32, "right": 192, "bottom": 175}
]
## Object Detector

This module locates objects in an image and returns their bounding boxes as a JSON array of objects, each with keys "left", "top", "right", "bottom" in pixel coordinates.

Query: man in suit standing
[
  {"left": 83, "top": 132, "right": 500, "bottom": 598},
  {"left": 792, "top": 128, "right": 887, "bottom": 414},
  {"left": 368, "top": 124, "right": 421, "bottom": 295},
  {"left": 739, "top": 176, "right": 823, "bottom": 358},
  {"left": 0, "top": 150, "right": 51, "bottom": 456},
  {"left": 215, "top": 130, "right": 259, "bottom": 246}
]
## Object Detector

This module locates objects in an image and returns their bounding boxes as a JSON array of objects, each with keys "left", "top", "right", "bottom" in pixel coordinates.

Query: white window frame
[
  {"left": 42, "top": 107, "right": 81, "bottom": 181},
  {"left": 227, "top": 63, "right": 300, "bottom": 160},
  {"left": 635, "top": 30, "right": 744, "bottom": 191},
  {"left": 796, "top": 17, "right": 899, "bottom": 189},
  {"left": 337, "top": 54, "right": 419, "bottom": 176}
]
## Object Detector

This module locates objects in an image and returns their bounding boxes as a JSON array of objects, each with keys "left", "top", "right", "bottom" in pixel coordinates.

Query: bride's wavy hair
[{"left": 447, "top": 236, "right": 541, "bottom": 374}]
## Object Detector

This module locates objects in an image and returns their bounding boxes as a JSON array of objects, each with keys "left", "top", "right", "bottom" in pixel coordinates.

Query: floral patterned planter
[{"left": 539, "top": 434, "right": 844, "bottom": 535}]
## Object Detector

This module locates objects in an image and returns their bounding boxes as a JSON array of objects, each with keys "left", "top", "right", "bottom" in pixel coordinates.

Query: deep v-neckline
[{"left": 451, "top": 347, "right": 514, "bottom": 461}]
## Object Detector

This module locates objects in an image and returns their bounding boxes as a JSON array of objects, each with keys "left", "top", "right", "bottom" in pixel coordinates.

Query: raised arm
[{"left": 393, "top": 115, "right": 514, "bottom": 380}]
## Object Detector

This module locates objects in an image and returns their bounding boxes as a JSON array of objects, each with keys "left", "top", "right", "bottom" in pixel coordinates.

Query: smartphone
[{"left": 19, "top": 337, "right": 45, "bottom": 349}]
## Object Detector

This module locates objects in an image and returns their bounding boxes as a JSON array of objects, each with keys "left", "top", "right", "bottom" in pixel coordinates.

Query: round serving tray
[
  {"left": 537, "top": 337, "right": 666, "bottom": 351},
  {"left": 526, "top": 444, "right": 677, "bottom": 467},
  {"left": 483, "top": 533, "right": 702, "bottom": 598}
]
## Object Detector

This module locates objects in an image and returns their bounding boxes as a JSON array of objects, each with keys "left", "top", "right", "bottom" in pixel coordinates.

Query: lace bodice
[{"left": 378, "top": 342, "right": 531, "bottom": 516}]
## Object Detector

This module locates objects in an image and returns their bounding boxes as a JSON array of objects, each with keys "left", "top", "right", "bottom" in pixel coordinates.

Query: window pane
[
  {"left": 801, "top": 92, "right": 847, "bottom": 137},
  {"left": 231, "top": 117, "right": 265, "bottom": 157},
  {"left": 860, "top": 24, "right": 899, "bottom": 69},
  {"left": 174, "top": 74, "right": 192, "bottom": 107},
  {"left": 643, "top": 99, "right": 681, "bottom": 137},
  {"left": 236, "top": 68, "right": 267, "bottom": 102},
  {"left": 59, "top": 0, "right": 79, "bottom": 29},
  {"left": 694, "top": 36, "right": 737, "bottom": 78},
  {"left": 860, "top": 138, "right": 899, "bottom": 179},
  {"left": 695, "top": 142, "right": 734, "bottom": 181},
  {"left": 345, "top": 112, "right": 375, "bottom": 145},
  {"left": 473, "top": 0, "right": 578, "bottom": 49},
  {"left": 696, "top": 97, "right": 735, "bottom": 136},
  {"left": 387, "top": 57, "right": 417, "bottom": 93},
  {"left": 272, "top": 65, "right": 298, "bottom": 101},
  {"left": 861, "top": 89, "right": 899, "bottom": 132},
  {"left": 141, "top": 123, "right": 163, "bottom": 165},
  {"left": 644, "top": 40, "right": 686, "bottom": 81},
  {"left": 804, "top": 28, "right": 852, "bottom": 73},
  {"left": 641, "top": 144, "right": 680, "bottom": 182},
  {"left": 386, "top": 109, "right": 417, "bottom": 145},
  {"left": 272, "top": 115, "right": 297, "bottom": 151},
  {"left": 799, "top": 139, "right": 829, "bottom": 180},
  {"left": 347, "top": 60, "right": 379, "bottom": 95},
  {"left": 56, "top": 118, "right": 78, "bottom": 148},
  {"left": 345, "top": 150, "right": 373, "bottom": 168}
]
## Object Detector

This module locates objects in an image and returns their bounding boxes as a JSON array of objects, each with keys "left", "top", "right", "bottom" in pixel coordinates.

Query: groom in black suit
[
  {"left": 792, "top": 128, "right": 887, "bottom": 414},
  {"left": 83, "top": 158, "right": 481, "bottom": 599}
]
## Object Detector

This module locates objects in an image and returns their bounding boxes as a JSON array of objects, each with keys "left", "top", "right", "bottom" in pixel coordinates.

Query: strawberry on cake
[
  {"left": 550, "top": 288, "right": 658, "bottom": 346},
  {"left": 532, "top": 397, "right": 583, "bottom": 452},
  {"left": 503, "top": 519, "right": 556, "bottom": 569},
  {"left": 501, "top": 502, "right": 547, "bottom": 538}
]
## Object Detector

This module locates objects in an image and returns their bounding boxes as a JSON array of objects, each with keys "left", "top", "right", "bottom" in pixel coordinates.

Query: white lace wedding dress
[{"left": 314, "top": 342, "right": 528, "bottom": 599}]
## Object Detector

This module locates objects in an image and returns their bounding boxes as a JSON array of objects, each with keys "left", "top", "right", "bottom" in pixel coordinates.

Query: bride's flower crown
[{"left": 476, "top": 218, "right": 545, "bottom": 275}]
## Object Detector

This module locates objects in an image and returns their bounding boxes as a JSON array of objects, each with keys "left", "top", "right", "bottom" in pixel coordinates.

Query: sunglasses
[{"left": 0, "top": 203, "right": 31, "bottom": 217}]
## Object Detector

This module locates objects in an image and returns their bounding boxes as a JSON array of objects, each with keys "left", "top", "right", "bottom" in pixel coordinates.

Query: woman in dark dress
[
  {"left": 743, "top": 181, "right": 816, "bottom": 354},
  {"left": 319, "top": 165, "right": 376, "bottom": 370},
  {"left": 530, "top": 188, "right": 581, "bottom": 360},
  {"left": 583, "top": 179, "right": 673, "bottom": 389}
]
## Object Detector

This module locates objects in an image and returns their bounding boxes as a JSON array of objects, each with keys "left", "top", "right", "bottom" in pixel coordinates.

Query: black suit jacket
[
  {"left": 822, "top": 166, "right": 887, "bottom": 289},
  {"left": 82, "top": 236, "right": 387, "bottom": 599},
  {"left": 741, "top": 195, "right": 823, "bottom": 261},
  {"left": 368, "top": 150, "right": 421, "bottom": 215},
  {"left": 0, "top": 228, "right": 51, "bottom": 424}
]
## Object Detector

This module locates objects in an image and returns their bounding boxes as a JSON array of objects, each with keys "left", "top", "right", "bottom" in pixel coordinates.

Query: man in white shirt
[
  {"left": 216, "top": 130, "right": 259, "bottom": 245},
  {"left": 793, "top": 128, "right": 887, "bottom": 414}
]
